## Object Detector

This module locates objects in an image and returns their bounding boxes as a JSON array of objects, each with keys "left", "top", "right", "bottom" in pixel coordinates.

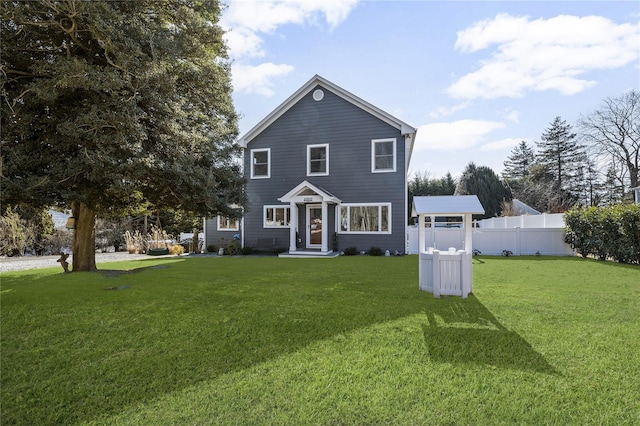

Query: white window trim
[
  {"left": 336, "top": 203, "right": 392, "bottom": 234},
  {"left": 307, "top": 143, "right": 329, "bottom": 176},
  {"left": 217, "top": 215, "right": 239, "bottom": 231},
  {"left": 250, "top": 148, "right": 270, "bottom": 179},
  {"left": 371, "top": 138, "right": 396, "bottom": 173},
  {"left": 263, "top": 205, "right": 291, "bottom": 228}
]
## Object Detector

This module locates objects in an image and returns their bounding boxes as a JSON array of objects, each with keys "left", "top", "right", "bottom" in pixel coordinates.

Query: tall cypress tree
[{"left": 1, "top": 1, "right": 245, "bottom": 271}]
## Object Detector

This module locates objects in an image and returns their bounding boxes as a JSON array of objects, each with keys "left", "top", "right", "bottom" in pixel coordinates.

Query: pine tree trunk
[{"left": 71, "top": 201, "right": 97, "bottom": 272}]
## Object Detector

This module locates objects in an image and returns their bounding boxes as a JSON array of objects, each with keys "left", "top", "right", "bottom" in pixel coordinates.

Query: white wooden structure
[
  {"left": 632, "top": 186, "right": 640, "bottom": 204},
  {"left": 412, "top": 195, "right": 485, "bottom": 298}
]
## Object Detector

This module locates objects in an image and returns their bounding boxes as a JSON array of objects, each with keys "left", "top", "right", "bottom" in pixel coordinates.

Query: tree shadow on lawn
[
  {"left": 2, "top": 257, "right": 433, "bottom": 424},
  {"left": 422, "top": 294, "right": 559, "bottom": 375}
]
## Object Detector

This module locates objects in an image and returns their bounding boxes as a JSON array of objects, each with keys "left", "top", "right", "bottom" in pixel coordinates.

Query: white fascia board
[
  {"left": 278, "top": 180, "right": 341, "bottom": 204},
  {"left": 238, "top": 75, "right": 417, "bottom": 148},
  {"left": 412, "top": 195, "right": 486, "bottom": 217}
]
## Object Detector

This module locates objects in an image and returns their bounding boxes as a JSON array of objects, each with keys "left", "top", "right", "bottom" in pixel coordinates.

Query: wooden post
[
  {"left": 460, "top": 250, "right": 471, "bottom": 298},
  {"left": 432, "top": 249, "right": 441, "bottom": 298},
  {"left": 418, "top": 214, "right": 426, "bottom": 254},
  {"left": 464, "top": 213, "right": 473, "bottom": 254}
]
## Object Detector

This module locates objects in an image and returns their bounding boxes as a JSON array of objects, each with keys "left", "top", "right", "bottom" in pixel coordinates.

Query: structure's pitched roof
[
  {"left": 278, "top": 180, "right": 341, "bottom": 204},
  {"left": 412, "top": 195, "right": 485, "bottom": 217},
  {"left": 238, "top": 75, "right": 417, "bottom": 164},
  {"left": 512, "top": 199, "right": 540, "bottom": 215}
]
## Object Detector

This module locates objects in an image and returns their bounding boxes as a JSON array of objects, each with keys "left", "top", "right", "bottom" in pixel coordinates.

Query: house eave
[{"left": 238, "top": 75, "right": 417, "bottom": 148}]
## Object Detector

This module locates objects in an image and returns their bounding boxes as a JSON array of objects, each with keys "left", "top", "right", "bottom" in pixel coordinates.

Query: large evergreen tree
[
  {"left": 536, "top": 116, "right": 586, "bottom": 199},
  {"left": 502, "top": 140, "right": 535, "bottom": 180},
  {"left": 455, "top": 162, "right": 512, "bottom": 218},
  {"left": 1, "top": 1, "right": 244, "bottom": 271}
]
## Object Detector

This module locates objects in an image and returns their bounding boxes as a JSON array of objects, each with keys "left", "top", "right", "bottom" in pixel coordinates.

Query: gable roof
[
  {"left": 412, "top": 195, "right": 485, "bottom": 217},
  {"left": 278, "top": 180, "right": 341, "bottom": 204},
  {"left": 238, "top": 75, "right": 417, "bottom": 164}
]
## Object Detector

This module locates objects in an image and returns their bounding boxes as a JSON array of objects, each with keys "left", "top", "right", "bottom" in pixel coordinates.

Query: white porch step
[{"left": 278, "top": 250, "right": 339, "bottom": 258}]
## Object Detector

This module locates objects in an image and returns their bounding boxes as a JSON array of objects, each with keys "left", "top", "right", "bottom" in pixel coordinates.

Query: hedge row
[{"left": 564, "top": 204, "right": 640, "bottom": 264}]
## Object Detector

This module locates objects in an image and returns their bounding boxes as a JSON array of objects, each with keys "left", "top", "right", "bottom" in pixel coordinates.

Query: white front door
[{"left": 306, "top": 204, "right": 323, "bottom": 249}]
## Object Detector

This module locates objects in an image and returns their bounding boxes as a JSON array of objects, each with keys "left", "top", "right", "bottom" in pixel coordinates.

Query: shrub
[
  {"left": 241, "top": 246, "right": 253, "bottom": 255},
  {"left": 169, "top": 244, "right": 184, "bottom": 255},
  {"left": 124, "top": 230, "right": 145, "bottom": 254},
  {"left": 344, "top": 246, "right": 357, "bottom": 256},
  {"left": 0, "top": 207, "right": 34, "bottom": 256},
  {"left": 564, "top": 204, "right": 640, "bottom": 264},
  {"left": 206, "top": 245, "right": 216, "bottom": 253},
  {"left": 225, "top": 240, "right": 241, "bottom": 255},
  {"left": 368, "top": 247, "right": 383, "bottom": 256}
]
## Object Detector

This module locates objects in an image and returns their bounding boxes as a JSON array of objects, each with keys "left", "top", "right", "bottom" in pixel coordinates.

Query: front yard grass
[{"left": 1, "top": 255, "right": 638, "bottom": 425}]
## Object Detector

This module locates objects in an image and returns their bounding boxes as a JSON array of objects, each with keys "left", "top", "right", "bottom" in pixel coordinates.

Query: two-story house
[{"left": 204, "top": 75, "right": 417, "bottom": 256}]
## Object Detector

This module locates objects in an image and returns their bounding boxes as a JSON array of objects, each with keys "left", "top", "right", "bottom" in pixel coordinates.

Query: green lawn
[{"left": 1, "top": 256, "right": 639, "bottom": 425}]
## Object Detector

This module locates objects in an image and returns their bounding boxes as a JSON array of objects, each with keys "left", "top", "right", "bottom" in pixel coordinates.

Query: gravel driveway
[{"left": 0, "top": 252, "right": 151, "bottom": 273}]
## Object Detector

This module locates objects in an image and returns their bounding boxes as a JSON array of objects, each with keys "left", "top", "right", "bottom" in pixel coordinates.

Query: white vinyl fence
[
  {"left": 475, "top": 213, "right": 564, "bottom": 228},
  {"left": 407, "top": 227, "right": 574, "bottom": 256}
]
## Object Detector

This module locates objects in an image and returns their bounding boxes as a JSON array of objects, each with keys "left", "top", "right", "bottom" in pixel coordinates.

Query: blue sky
[{"left": 221, "top": 1, "right": 640, "bottom": 178}]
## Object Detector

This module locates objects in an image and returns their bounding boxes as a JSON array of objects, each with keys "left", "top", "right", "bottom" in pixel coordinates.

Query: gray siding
[
  {"left": 204, "top": 217, "right": 241, "bottom": 251},
  {"left": 243, "top": 85, "right": 407, "bottom": 253}
]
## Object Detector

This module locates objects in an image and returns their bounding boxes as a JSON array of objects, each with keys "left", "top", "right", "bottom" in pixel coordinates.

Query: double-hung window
[
  {"left": 218, "top": 216, "right": 239, "bottom": 231},
  {"left": 264, "top": 206, "right": 291, "bottom": 228},
  {"left": 307, "top": 144, "right": 329, "bottom": 176},
  {"left": 371, "top": 138, "right": 396, "bottom": 173},
  {"left": 338, "top": 203, "right": 391, "bottom": 234},
  {"left": 251, "top": 148, "right": 270, "bottom": 179}
]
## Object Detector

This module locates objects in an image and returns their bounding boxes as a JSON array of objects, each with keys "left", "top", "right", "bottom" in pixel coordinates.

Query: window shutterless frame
[
  {"left": 307, "top": 143, "right": 329, "bottom": 176},
  {"left": 251, "top": 148, "right": 271, "bottom": 179},
  {"left": 337, "top": 203, "right": 392, "bottom": 234},
  {"left": 217, "top": 216, "right": 239, "bottom": 231},
  {"left": 371, "top": 138, "right": 396, "bottom": 173},
  {"left": 263, "top": 205, "right": 291, "bottom": 228}
]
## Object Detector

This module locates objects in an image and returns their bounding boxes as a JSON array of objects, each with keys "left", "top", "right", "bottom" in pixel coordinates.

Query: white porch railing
[{"left": 419, "top": 248, "right": 472, "bottom": 299}]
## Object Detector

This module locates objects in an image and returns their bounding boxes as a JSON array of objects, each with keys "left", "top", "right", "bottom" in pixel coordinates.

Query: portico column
[
  {"left": 289, "top": 202, "right": 297, "bottom": 252},
  {"left": 321, "top": 201, "right": 329, "bottom": 252}
]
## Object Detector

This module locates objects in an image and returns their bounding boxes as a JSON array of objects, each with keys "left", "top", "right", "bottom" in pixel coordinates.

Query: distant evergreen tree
[
  {"left": 536, "top": 117, "right": 586, "bottom": 199},
  {"left": 439, "top": 172, "right": 457, "bottom": 195},
  {"left": 455, "top": 163, "right": 512, "bottom": 218},
  {"left": 407, "top": 171, "right": 457, "bottom": 223},
  {"left": 502, "top": 141, "right": 536, "bottom": 180}
]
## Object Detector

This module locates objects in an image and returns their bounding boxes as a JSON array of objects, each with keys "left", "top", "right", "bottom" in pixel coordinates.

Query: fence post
[{"left": 432, "top": 250, "right": 440, "bottom": 298}]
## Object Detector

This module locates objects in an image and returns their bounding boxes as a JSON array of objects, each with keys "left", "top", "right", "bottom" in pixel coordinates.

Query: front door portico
[{"left": 278, "top": 180, "right": 341, "bottom": 254}]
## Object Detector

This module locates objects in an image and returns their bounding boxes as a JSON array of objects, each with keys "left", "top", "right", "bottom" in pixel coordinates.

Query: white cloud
[
  {"left": 504, "top": 110, "right": 519, "bottom": 123},
  {"left": 222, "top": 0, "right": 359, "bottom": 58},
  {"left": 222, "top": 0, "right": 359, "bottom": 96},
  {"left": 232, "top": 63, "right": 295, "bottom": 96},
  {"left": 448, "top": 14, "right": 640, "bottom": 99},
  {"left": 480, "top": 138, "right": 521, "bottom": 151},
  {"left": 414, "top": 119, "right": 505, "bottom": 151},
  {"left": 429, "top": 101, "right": 471, "bottom": 119}
]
